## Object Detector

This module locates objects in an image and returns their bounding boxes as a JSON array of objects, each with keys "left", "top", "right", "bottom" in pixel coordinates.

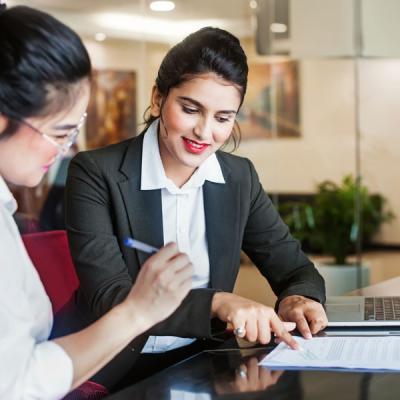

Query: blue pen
[{"left": 124, "top": 237, "right": 159, "bottom": 254}]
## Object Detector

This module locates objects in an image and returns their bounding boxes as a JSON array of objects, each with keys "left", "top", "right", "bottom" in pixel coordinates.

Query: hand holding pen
[{"left": 122, "top": 237, "right": 193, "bottom": 329}]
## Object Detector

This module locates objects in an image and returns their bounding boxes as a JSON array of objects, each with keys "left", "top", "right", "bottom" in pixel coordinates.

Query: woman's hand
[
  {"left": 123, "top": 242, "right": 193, "bottom": 330},
  {"left": 211, "top": 292, "right": 299, "bottom": 349},
  {"left": 278, "top": 295, "right": 328, "bottom": 339},
  {"left": 215, "top": 356, "right": 284, "bottom": 394},
  {"left": 55, "top": 243, "right": 192, "bottom": 389}
]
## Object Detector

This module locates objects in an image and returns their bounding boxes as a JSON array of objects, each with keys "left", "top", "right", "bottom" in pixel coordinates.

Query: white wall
[
  {"left": 290, "top": 0, "right": 356, "bottom": 57},
  {"left": 359, "top": 59, "right": 400, "bottom": 244},
  {"left": 290, "top": 0, "right": 400, "bottom": 58},
  {"left": 362, "top": 0, "right": 400, "bottom": 57}
]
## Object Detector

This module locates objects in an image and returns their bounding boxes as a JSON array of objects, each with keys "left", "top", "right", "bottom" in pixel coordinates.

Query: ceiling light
[
  {"left": 95, "top": 13, "right": 226, "bottom": 41},
  {"left": 94, "top": 32, "right": 107, "bottom": 41},
  {"left": 249, "top": 0, "right": 258, "bottom": 9},
  {"left": 270, "top": 23, "right": 287, "bottom": 33},
  {"left": 150, "top": 1, "right": 175, "bottom": 12}
]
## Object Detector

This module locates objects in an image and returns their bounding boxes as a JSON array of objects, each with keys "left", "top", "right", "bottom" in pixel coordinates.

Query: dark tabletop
[{"left": 105, "top": 344, "right": 400, "bottom": 400}]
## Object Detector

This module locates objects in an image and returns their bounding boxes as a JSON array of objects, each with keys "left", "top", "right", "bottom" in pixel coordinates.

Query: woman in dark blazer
[{"left": 65, "top": 27, "right": 327, "bottom": 389}]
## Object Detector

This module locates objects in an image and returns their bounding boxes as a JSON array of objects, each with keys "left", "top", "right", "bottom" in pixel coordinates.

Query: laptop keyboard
[{"left": 364, "top": 297, "right": 400, "bottom": 321}]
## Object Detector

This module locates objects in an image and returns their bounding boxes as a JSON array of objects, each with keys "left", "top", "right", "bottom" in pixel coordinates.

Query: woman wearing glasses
[{"left": 0, "top": 5, "right": 192, "bottom": 399}]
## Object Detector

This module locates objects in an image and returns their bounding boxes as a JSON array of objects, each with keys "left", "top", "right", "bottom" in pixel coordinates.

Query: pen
[{"left": 124, "top": 237, "right": 159, "bottom": 254}]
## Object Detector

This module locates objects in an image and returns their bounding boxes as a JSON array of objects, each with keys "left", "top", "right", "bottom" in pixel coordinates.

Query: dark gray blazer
[{"left": 65, "top": 133, "right": 325, "bottom": 341}]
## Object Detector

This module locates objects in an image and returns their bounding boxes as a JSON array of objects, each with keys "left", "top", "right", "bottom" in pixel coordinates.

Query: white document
[
  {"left": 259, "top": 336, "right": 400, "bottom": 370},
  {"left": 170, "top": 390, "right": 211, "bottom": 400}
]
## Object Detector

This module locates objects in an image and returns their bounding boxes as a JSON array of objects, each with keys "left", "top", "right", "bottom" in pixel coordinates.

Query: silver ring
[
  {"left": 234, "top": 327, "right": 245, "bottom": 337},
  {"left": 237, "top": 368, "right": 247, "bottom": 379}
]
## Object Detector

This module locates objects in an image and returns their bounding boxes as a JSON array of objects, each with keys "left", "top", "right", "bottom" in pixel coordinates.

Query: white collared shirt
[
  {"left": 0, "top": 176, "right": 73, "bottom": 399},
  {"left": 141, "top": 120, "right": 225, "bottom": 353}
]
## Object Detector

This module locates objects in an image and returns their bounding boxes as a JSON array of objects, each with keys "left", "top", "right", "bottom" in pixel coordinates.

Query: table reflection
[
  {"left": 214, "top": 350, "right": 301, "bottom": 399},
  {"left": 106, "top": 347, "right": 400, "bottom": 400}
]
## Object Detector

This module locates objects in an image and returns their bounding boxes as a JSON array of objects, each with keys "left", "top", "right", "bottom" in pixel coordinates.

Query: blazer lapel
[
  {"left": 204, "top": 171, "right": 240, "bottom": 290},
  {"left": 117, "top": 135, "right": 164, "bottom": 267},
  {"left": 116, "top": 139, "right": 240, "bottom": 285}
]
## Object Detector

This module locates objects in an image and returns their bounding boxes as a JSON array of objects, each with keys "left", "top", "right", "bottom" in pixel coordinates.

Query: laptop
[{"left": 324, "top": 296, "right": 400, "bottom": 335}]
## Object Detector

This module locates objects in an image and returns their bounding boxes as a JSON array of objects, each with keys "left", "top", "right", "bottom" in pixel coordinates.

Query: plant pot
[{"left": 315, "top": 263, "right": 370, "bottom": 296}]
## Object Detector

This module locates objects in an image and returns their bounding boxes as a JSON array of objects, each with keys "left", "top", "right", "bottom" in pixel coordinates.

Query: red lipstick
[{"left": 182, "top": 137, "right": 209, "bottom": 154}]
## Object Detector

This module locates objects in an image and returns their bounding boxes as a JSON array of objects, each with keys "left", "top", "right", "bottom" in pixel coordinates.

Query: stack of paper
[{"left": 259, "top": 336, "right": 400, "bottom": 370}]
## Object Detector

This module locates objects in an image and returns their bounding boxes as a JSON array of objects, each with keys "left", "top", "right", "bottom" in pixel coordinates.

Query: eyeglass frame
[{"left": 5, "top": 112, "right": 87, "bottom": 155}]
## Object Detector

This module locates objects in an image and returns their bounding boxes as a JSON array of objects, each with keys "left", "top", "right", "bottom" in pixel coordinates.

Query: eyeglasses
[{"left": 9, "top": 112, "right": 87, "bottom": 155}]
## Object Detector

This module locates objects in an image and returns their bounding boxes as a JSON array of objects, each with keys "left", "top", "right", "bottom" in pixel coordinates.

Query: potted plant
[{"left": 279, "top": 175, "right": 394, "bottom": 294}]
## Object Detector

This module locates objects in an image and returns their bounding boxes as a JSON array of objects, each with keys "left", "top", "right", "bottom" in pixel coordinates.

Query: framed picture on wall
[
  {"left": 237, "top": 60, "right": 300, "bottom": 139},
  {"left": 86, "top": 70, "right": 137, "bottom": 149}
]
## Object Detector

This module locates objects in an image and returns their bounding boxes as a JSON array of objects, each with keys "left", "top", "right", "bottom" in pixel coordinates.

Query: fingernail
[{"left": 305, "top": 332, "right": 312, "bottom": 339}]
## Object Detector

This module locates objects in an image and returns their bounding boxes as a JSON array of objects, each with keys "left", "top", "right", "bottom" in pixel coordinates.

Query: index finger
[
  {"left": 295, "top": 316, "right": 313, "bottom": 339},
  {"left": 303, "top": 306, "right": 328, "bottom": 334},
  {"left": 146, "top": 242, "right": 180, "bottom": 267},
  {"left": 270, "top": 314, "right": 299, "bottom": 350}
]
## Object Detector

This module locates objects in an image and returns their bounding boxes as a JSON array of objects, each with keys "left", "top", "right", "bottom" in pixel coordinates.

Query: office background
[{"left": 8, "top": 0, "right": 400, "bottom": 304}]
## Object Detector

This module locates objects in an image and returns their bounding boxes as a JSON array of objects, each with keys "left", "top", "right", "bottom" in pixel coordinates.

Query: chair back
[
  {"left": 22, "top": 230, "right": 109, "bottom": 398},
  {"left": 22, "top": 230, "right": 79, "bottom": 314}
]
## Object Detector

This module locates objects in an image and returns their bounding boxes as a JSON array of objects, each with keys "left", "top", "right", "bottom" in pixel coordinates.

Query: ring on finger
[
  {"left": 237, "top": 367, "right": 247, "bottom": 379},
  {"left": 234, "top": 327, "right": 245, "bottom": 337}
]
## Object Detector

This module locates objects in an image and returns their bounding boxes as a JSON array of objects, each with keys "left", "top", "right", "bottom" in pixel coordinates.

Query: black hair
[
  {"left": 143, "top": 27, "right": 248, "bottom": 151},
  {"left": 0, "top": 5, "right": 91, "bottom": 137}
]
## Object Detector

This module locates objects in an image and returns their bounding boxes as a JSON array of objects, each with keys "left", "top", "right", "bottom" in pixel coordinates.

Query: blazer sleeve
[
  {"left": 66, "top": 152, "right": 133, "bottom": 318},
  {"left": 241, "top": 159, "right": 326, "bottom": 306},
  {"left": 65, "top": 151, "right": 217, "bottom": 338}
]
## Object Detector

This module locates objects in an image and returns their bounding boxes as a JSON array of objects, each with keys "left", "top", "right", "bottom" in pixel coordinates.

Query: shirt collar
[
  {"left": 0, "top": 175, "right": 18, "bottom": 214},
  {"left": 141, "top": 119, "right": 225, "bottom": 193}
]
